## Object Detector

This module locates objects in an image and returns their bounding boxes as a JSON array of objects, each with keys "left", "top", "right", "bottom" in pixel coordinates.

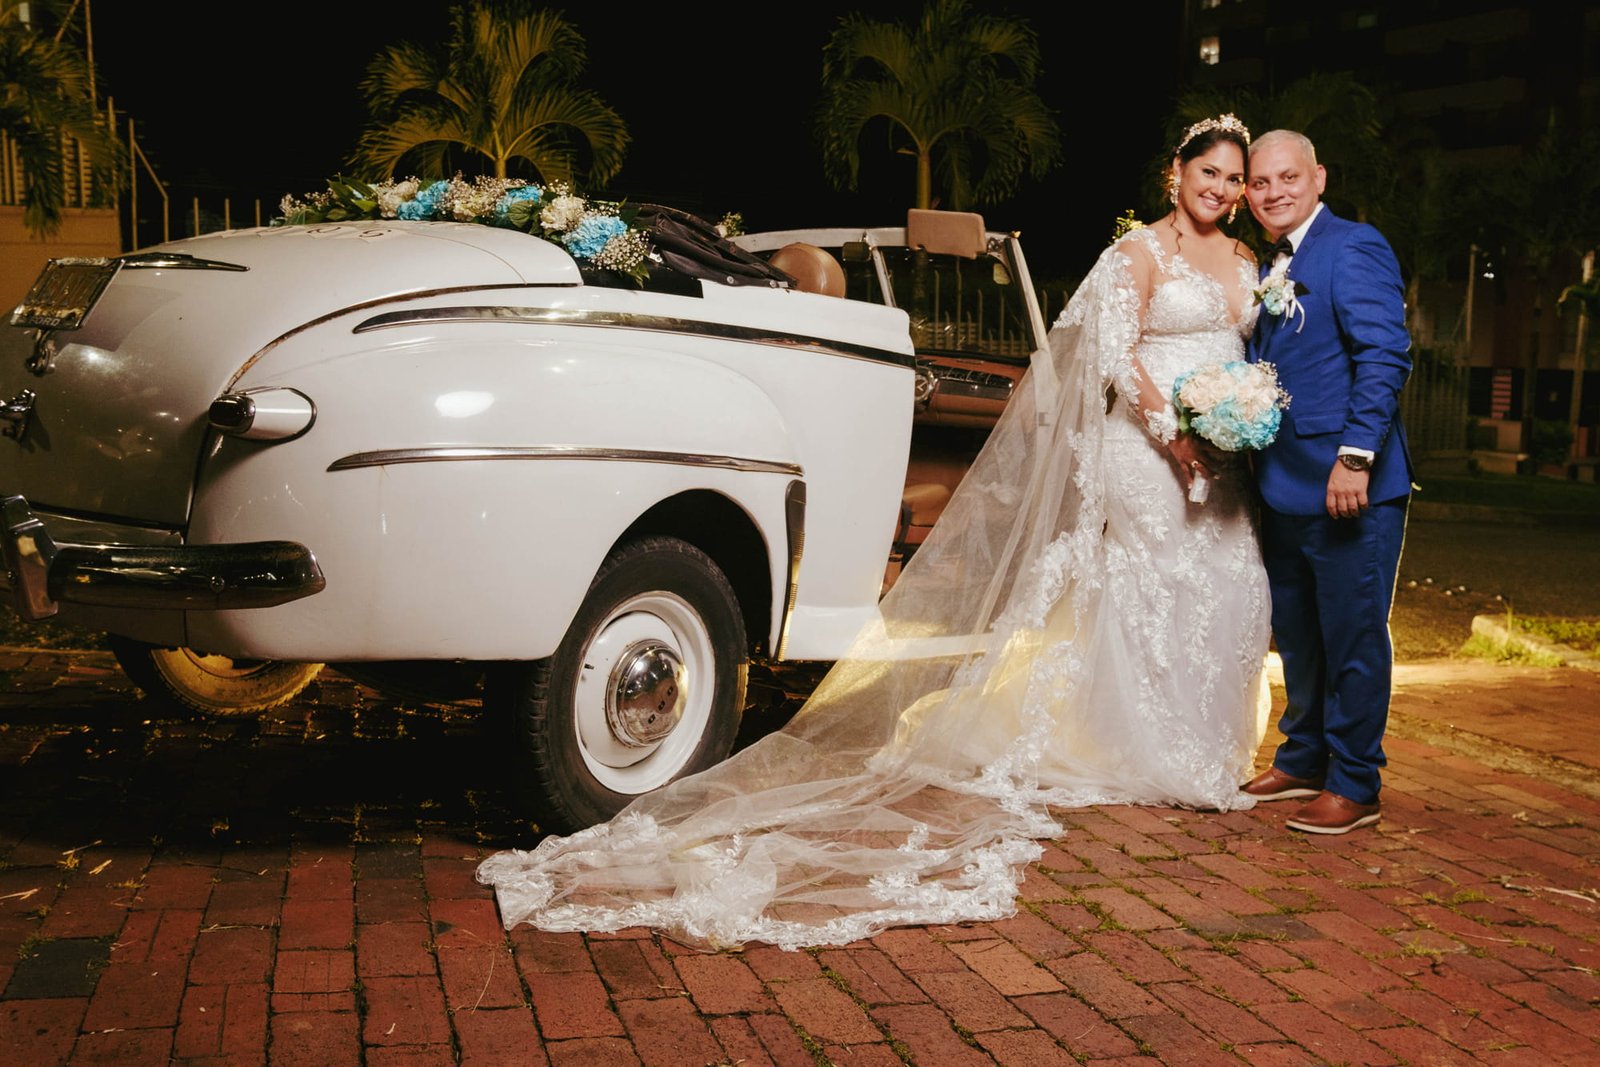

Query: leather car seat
[
  {"left": 897, "top": 481, "right": 951, "bottom": 548},
  {"left": 770, "top": 243, "right": 846, "bottom": 298}
]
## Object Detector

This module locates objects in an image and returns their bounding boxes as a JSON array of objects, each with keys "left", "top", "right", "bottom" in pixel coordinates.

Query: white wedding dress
[{"left": 476, "top": 225, "right": 1271, "bottom": 950}]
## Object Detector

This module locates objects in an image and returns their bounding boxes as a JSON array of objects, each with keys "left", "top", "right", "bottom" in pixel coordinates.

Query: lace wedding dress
[{"left": 477, "top": 226, "right": 1271, "bottom": 950}]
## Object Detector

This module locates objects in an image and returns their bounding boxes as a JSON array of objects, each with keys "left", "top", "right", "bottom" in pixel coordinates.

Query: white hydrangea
[
  {"left": 374, "top": 179, "right": 420, "bottom": 218},
  {"left": 539, "top": 191, "right": 586, "bottom": 233}
]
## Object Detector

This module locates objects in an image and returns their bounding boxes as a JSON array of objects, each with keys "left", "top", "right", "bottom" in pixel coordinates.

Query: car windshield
[{"left": 874, "top": 247, "right": 1035, "bottom": 364}]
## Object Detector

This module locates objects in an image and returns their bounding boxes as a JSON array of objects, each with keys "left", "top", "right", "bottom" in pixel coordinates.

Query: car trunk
[{"left": 0, "top": 222, "right": 581, "bottom": 528}]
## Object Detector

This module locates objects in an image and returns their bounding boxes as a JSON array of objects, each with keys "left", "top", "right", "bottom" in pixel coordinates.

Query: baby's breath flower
[{"left": 589, "top": 229, "right": 651, "bottom": 273}]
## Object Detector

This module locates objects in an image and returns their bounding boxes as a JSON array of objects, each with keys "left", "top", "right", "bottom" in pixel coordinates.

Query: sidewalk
[{"left": 1, "top": 648, "right": 1597, "bottom": 1065}]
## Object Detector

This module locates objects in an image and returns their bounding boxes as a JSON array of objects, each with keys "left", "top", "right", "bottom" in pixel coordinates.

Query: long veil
[{"left": 477, "top": 244, "right": 1164, "bottom": 951}]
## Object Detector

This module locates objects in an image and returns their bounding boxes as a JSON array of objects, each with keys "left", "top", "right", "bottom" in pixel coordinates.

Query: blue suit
[{"left": 1248, "top": 207, "right": 1413, "bottom": 805}]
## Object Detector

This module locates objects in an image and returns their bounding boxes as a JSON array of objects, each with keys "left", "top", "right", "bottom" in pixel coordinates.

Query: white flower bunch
[
  {"left": 369, "top": 179, "right": 419, "bottom": 218},
  {"left": 437, "top": 176, "right": 509, "bottom": 222},
  {"left": 539, "top": 186, "right": 586, "bottom": 233}
]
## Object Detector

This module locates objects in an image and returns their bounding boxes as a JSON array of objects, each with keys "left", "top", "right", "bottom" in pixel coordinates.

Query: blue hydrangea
[
  {"left": 561, "top": 214, "right": 628, "bottom": 259},
  {"left": 492, "top": 185, "right": 544, "bottom": 227},
  {"left": 397, "top": 180, "right": 451, "bottom": 220}
]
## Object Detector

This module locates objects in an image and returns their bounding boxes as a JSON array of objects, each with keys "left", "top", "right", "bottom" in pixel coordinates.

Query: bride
[{"left": 477, "top": 115, "right": 1272, "bottom": 951}]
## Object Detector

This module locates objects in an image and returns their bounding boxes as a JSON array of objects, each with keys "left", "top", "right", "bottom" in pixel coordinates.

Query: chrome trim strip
[
  {"left": 351, "top": 306, "right": 917, "bottom": 370},
  {"left": 1, "top": 494, "right": 324, "bottom": 617},
  {"left": 119, "top": 252, "right": 249, "bottom": 272},
  {"left": 775, "top": 480, "right": 807, "bottom": 660},
  {"left": 327, "top": 446, "right": 803, "bottom": 476},
  {"left": 933, "top": 379, "right": 1013, "bottom": 403}
]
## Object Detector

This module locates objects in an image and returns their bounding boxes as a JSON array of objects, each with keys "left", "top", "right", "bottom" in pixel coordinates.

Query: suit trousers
[{"left": 1260, "top": 497, "right": 1408, "bottom": 804}]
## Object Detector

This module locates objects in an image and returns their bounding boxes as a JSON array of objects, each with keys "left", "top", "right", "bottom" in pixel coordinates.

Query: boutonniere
[{"left": 1253, "top": 260, "right": 1309, "bottom": 331}]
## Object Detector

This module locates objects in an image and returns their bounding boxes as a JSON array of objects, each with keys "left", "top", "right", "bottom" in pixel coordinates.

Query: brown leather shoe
[
  {"left": 1240, "top": 766, "right": 1324, "bottom": 802},
  {"left": 1285, "top": 791, "right": 1380, "bottom": 835}
]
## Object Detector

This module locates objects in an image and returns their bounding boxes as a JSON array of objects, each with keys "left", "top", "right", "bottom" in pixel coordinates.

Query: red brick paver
[{"left": 1, "top": 651, "right": 1597, "bottom": 1064}]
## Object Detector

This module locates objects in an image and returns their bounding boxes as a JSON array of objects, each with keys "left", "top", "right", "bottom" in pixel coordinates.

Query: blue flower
[
  {"left": 493, "top": 185, "right": 544, "bottom": 227},
  {"left": 397, "top": 180, "right": 451, "bottom": 220},
  {"left": 561, "top": 214, "right": 628, "bottom": 259}
]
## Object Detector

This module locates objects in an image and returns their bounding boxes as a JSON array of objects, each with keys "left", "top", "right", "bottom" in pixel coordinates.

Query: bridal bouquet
[{"left": 1172, "top": 360, "right": 1291, "bottom": 503}]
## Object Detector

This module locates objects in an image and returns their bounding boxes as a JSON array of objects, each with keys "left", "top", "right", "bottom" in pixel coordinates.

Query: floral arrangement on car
[
  {"left": 1171, "top": 359, "right": 1291, "bottom": 503},
  {"left": 276, "top": 175, "right": 654, "bottom": 284}
]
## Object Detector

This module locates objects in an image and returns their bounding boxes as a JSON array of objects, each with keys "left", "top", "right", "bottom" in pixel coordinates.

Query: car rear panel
[{"left": 0, "top": 223, "right": 580, "bottom": 526}]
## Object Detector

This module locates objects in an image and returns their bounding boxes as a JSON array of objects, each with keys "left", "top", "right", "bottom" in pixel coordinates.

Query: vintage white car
[{"left": 0, "top": 207, "right": 1044, "bottom": 830}]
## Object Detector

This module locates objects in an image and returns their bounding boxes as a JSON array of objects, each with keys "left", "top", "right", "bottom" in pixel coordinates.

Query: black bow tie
[{"left": 1269, "top": 236, "right": 1295, "bottom": 260}]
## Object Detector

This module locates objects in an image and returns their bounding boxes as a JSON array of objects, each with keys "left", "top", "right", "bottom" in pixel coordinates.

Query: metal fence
[
  {"left": 1399, "top": 348, "right": 1470, "bottom": 455},
  {"left": 0, "top": 129, "right": 100, "bottom": 208}
]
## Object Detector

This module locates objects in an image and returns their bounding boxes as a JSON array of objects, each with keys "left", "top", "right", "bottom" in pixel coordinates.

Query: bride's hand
[{"left": 1167, "top": 433, "right": 1213, "bottom": 489}]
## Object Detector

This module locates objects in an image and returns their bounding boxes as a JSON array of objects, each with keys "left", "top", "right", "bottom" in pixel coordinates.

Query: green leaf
[{"left": 506, "top": 200, "right": 539, "bottom": 230}]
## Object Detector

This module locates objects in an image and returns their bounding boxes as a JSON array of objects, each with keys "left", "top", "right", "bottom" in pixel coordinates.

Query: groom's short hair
[{"left": 1249, "top": 129, "right": 1318, "bottom": 164}]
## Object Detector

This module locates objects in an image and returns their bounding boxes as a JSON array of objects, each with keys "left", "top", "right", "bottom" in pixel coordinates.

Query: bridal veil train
[{"left": 476, "top": 229, "right": 1272, "bottom": 950}]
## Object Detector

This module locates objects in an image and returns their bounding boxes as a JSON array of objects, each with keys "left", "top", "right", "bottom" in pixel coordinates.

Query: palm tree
[
  {"left": 816, "top": 0, "right": 1062, "bottom": 212},
  {"left": 0, "top": 0, "right": 120, "bottom": 234},
  {"left": 352, "top": 2, "right": 628, "bottom": 188}
]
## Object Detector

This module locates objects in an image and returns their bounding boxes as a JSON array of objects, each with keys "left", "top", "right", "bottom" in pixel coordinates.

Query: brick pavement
[{"left": 1, "top": 648, "right": 1597, "bottom": 1065}]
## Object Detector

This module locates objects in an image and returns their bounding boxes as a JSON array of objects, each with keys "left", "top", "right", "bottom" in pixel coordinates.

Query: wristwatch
[{"left": 1338, "top": 453, "right": 1373, "bottom": 472}]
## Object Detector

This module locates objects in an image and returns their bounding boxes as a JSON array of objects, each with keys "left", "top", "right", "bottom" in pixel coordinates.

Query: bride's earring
[
  {"left": 1167, "top": 171, "right": 1181, "bottom": 207},
  {"left": 1227, "top": 197, "right": 1240, "bottom": 224}
]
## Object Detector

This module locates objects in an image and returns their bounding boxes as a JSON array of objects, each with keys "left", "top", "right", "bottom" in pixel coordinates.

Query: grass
[
  {"left": 1510, "top": 615, "right": 1600, "bottom": 653},
  {"left": 1459, "top": 632, "right": 1566, "bottom": 668}
]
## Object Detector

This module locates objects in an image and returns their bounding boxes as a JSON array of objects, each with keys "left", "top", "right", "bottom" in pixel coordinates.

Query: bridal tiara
[{"left": 1179, "top": 113, "right": 1251, "bottom": 150}]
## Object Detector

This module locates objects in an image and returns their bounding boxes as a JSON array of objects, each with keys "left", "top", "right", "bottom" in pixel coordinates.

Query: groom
[{"left": 1240, "top": 129, "right": 1413, "bottom": 835}]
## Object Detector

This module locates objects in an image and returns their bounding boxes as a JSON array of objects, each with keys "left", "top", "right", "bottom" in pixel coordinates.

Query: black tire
[
  {"left": 107, "top": 636, "right": 323, "bottom": 716},
  {"left": 493, "top": 537, "right": 747, "bottom": 833}
]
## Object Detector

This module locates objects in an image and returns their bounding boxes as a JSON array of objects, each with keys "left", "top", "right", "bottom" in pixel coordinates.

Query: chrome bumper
[{"left": 1, "top": 495, "right": 326, "bottom": 620}]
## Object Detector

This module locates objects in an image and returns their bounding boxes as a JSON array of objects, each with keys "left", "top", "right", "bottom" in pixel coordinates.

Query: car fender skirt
[{"left": 1, "top": 495, "right": 325, "bottom": 620}]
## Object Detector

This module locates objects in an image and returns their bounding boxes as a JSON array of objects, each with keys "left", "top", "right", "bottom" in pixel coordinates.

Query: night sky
[{"left": 88, "top": 2, "right": 1187, "bottom": 283}]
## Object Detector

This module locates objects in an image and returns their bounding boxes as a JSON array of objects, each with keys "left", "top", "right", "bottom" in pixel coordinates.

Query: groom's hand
[{"left": 1326, "top": 463, "right": 1370, "bottom": 519}]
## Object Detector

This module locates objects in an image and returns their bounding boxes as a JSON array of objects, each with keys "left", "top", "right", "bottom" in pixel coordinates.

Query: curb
[{"left": 1469, "top": 613, "right": 1600, "bottom": 670}]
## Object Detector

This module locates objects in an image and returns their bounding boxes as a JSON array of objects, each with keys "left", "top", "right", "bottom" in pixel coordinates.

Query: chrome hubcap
[
  {"left": 574, "top": 592, "right": 715, "bottom": 793},
  {"left": 606, "top": 640, "right": 686, "bottom": 746}
]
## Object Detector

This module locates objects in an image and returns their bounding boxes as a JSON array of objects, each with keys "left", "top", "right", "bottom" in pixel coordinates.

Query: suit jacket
[{"left": 1248, "top": 207, "right": 1414, "bottom": 515}]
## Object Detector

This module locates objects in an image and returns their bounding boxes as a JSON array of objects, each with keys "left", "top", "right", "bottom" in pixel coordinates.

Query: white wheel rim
[
  {"left": 572, "top": 591, "right": 716, "bottom": 794},
  {"left": 170, "top": 648, "right": 272, "bottom": 679}
]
